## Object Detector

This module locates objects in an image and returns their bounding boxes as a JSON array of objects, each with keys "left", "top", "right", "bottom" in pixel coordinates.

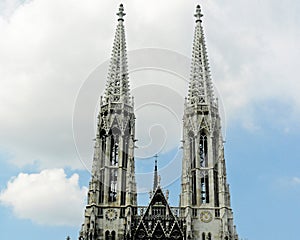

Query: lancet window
[
  {"left": 122, "top": 135, "right": 129, "bottom": 168},
  {"left": 100, "top": 130, "right": 106, "bottom": 167},
  {"left": 111, "top": 231, "right": 116, "bottom": 240},
  {"left": 105, "top": 231, "right": 109, "bottom": 240},
  {"left": 108, "top": 168, "right": 118, "bottom": 202},
  {"left": 189, "top": 132, "right": 196, "bottom": 169},
  {"left": 208, "top": 232, "right": 212, "bottom": 240},
  {"left": 192, "top": 171, "right": 197, "bottom": 205},
  {"left": 201, "top": 170, "right": 209, "bottom": 203},
  {"left": 199, "top": 131, "right": 208, "bottom": 167},
  {"left": 99, "top": 169, "right": 105, "bottom": 204},
  {"left": 120, "top": 170, "right": 126, "bottom": 205},
  {"left": 110, "top": 128, "right": 120, "bottom": 166},
  {"left": 214, "top": 166, "right": 219, "bottom": 207}
]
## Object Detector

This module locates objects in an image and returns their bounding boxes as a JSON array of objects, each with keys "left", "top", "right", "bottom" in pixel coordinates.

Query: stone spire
[
  {"left": 188, "top": 5, "right": 215, "bottom": 107},
  {"left": 79, "top": 5, "right": 137, "bottom": 240},
  {"left": 180, "top": 5, "right": 239, "bottom": 239},
  {"left": 153, "top": 154, "right": 158, "bottom": 192},
  {"left": 103, "top": 3, "right": 131, "bottom": 105}
]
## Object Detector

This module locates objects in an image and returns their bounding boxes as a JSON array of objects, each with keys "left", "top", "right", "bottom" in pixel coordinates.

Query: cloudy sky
[{"left": 0, "top": 0, "right": 300, "bottom": 239}]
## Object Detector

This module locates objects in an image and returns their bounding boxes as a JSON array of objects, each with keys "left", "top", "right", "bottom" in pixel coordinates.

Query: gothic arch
[
  {"left": 105, "top": 230, "right": 110, "bottom": 240},
  {"left": 189, "top": 131, "right": 196, "bottom": 169},
  {"left": 111, "top": 231, "right": 116, "bottom": 240},
  {"left": 109, "top": 127, "right": 121, "bottom": 166},
  {"left": 208, "top": 232, "right": 212, "bottom": 240},
  {"left": 100, "top": 129, "right": 107, "bottom": 167},
  {"left": 199, "top": 129, "right": 208, "bottom": 168},
  {"left": 188, "top": 130, "right": 197, "bottom": 205}
]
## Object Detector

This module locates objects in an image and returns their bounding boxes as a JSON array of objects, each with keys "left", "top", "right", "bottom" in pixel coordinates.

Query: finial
[
  {"left": 194, "top": 5, "right": 203, "bottom": 23},
  {"left": 154, "top": 154, "right": 158, "bottom": 165},
  {"left": 117, "top": 3, "right": 126, "bottom": 21}
]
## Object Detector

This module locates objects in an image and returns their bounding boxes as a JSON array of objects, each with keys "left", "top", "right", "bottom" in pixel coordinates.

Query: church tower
[
  {"left": 180, "top": 5, "right": 238, "bottom": 240},
  {"left": 79, "top": 4, "right": 137, "bottom": 240},
  {"left": 78, "top": 4, "right": 239, "bottom": 240}
]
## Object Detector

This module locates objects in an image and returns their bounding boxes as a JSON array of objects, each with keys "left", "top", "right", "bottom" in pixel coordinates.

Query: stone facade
[{"left": 79, "top": 4, "right": 238, "bottom": 240}]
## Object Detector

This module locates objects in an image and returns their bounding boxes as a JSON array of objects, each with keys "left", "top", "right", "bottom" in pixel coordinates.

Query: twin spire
[
  {"left": 103, "top": 4, "right": 216, "bottom": 109},
  {"left": 103, "top": 3, "right": 217, "bottom": 194},
  {"left": 188, "top": 5, "right": 216, "bottom": 107},
  {"left": 103, "top": 4, "right": 131, "bottom": 105}
]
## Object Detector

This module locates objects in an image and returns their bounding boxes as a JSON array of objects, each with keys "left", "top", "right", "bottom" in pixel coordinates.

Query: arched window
[
  {"left": 109, "top": 127, "right": 121, "bottom": 167},
  {"left": 105, "top": 231, "right": 110, "bottom": 240},
  {"left": 99, "top": 169, "right": 105, "bottom": 203},
  {"left": 202, "top": 232, "right": 206, "bottom": 240},
  {"left": 111, "top": 231, "right": 116, "bottom": 240},
  {"left": 122, "top": 136, "right": 129, "bottom": 168},
  {"left": 225, "top": 236, "right": 229, "bottom": 240},
  {"left": 100, "top": 130, "right": 106, "bottom": 167},
  {"left": 208, "top": 232, "right": 212, "bottom": 240},
  {"left": 214, "top": 166, "right": 219, "bottom": 207},
  {"left": 120, "top": 169, "right": 127, "bottom": 205},
  {"left": 190, "top": 131, "right": 197, "bottom": 205},
  {"left": 111, "top": 134, "right": 119, "bottom": 166},
  {"left": 199, "top": 132, "right": 208, "bottom": 167},
  {"left": 189, "top": 132, "right": 196, "bottom": 169},
  {"left": 192, "top": 171, "right": 197, "bottom": 205},
  {"left": 108, "top": 169, "right": 118, "bottom": 202},
  {"left": 201, "top": 170, "right": 209, "bottom": 203}
]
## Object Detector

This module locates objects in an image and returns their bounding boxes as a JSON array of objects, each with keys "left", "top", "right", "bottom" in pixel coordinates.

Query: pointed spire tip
[
  {"left": 153, "top": 154, "right": 158, "bottom": 192},
  {"left": 117, "top": 3, "right": 126, "bottom": 21},
  {"left": 194, "top": 4, "right": 203, "bottom": 23}
]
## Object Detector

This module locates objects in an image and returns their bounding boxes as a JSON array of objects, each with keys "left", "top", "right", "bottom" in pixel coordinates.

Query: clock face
[
  {"left": 200, "top": 211, "right": 213, "bottom": 223},
  {"left": 105, "top": 209, "right": 118, "bottom": 221}
]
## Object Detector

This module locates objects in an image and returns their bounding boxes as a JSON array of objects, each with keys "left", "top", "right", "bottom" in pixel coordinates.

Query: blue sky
[{"left": 1, "top": 0, "right": 300, "bottom": 239}]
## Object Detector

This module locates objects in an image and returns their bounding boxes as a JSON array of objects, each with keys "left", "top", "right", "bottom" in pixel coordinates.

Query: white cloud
[
  {"left": 278, "top": 176, "right": 300, "bottom": 188},
  {"left": 0, "top": 0, "right": 25, "bottom": 18},
  {"left": 206, "top": 0, "right": 300, "bottom": 130},
  {"left": 0, "top": 168, "right": 87, "bottom": 226},
  {"left": 291, "top": 177, "right": 300, "bottom": 185},
  {"left": 0, "top": 0, "right": 299, "bottom": 170},
  {"left": 0, "top": 0, "right": 113, "bottom": 169}
]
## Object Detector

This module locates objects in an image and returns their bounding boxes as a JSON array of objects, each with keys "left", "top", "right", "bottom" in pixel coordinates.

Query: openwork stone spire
[
  {"left": 188, "top": 5, "right": 215, "bottom": 107},
  {"left": 104, "top": 4, "right": 131, "bottom": 105},
  {"left": 180, "top": 5, "right": 239, "bottom": 240}
]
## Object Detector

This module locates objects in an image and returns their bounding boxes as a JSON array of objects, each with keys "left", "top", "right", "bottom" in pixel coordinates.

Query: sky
[{"left": 0, "top": 0, "right": 300, "bottom": 239}]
